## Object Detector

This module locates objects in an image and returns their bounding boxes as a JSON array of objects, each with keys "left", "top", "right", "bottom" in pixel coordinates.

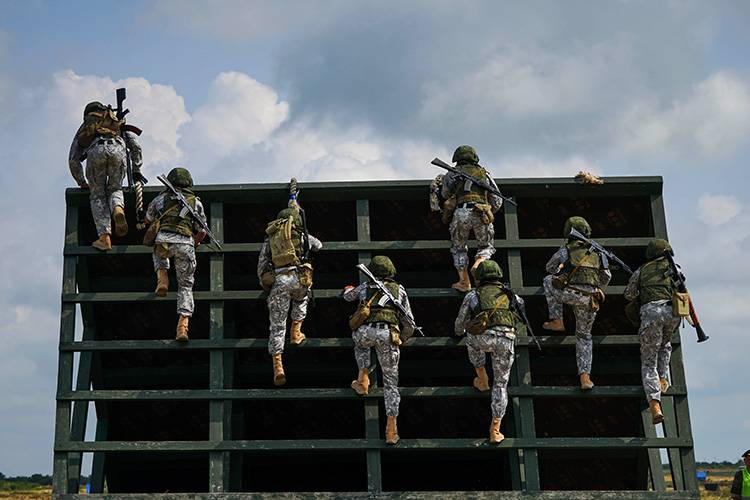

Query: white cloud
[
  {"left": 697, "top": 193, "right": 742, "bottom": 225},
  {"left": 613, "top": 71, "right": 750, "bottom": 160},
  {"left": 494, "top": 155, "right": 600, "bottom": 178}
]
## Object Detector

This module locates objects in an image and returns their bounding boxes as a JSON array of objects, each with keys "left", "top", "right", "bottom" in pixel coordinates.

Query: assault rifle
[
  {"left": 503, "top": 287, "right": 541, "bottom": 350},
  {"left": 431, "top": 157, "right": 517, "bottom": 207},
  {"left": 568, "top": 227, "right": 633, "bottom": 274},
  {"left": 664, "top": 252, "right": 709, "bottom": 343},
  {"left": 356, "top": 263, "right": 425, "bottom": 337},
  {"left": 157, "top": 174, "right": 223, "bottom": 250},
  {"left": 289, "top": 178, "right": 315, "bottom": 307},
  {"left": 115, "top": 88, "right": 146, "bottom": 223}
]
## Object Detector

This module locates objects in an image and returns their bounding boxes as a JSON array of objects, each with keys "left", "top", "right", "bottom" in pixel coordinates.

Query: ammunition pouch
[
  {"left": 473, "top": 203, "right": 494, "bottom": 225},
  {"left": 672, "top": 292, "right": 690, "bottom": 318},
  {"left": 390, "top": 324, "right": 402, "bottom": 346},
  {"left": 466, "top": 311, "right": 492, "bottom": 336},
  {"left": 260, "top": 271, "right": 275, "bottom": 293},
  {"left": 625, "top": 300, "right": 640, "bottom": 327},
  {"left": 441, "top": 196, "right": 457, "bottom": 224},
  {"left": 143, "top": 220, "right": 160, "bottom": 247},
  {"left": 568, "top": 286, "right": 605, "bottom": 312},
  {"left": 298, "top": 263, "right": 314, "bottom": 287},
  {"left": 551, "top": 274, "right": 569, "bottom": 290}
]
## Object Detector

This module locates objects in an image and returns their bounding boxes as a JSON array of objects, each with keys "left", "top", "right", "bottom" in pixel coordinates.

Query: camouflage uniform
[
  {"left": 624, "top": 267, "right": 680, "bottom": 403},
  {"left": 258, "top": 233, "right": 322, "bottom": 356},
  {"left": 440, "top": 147, "right": 502, "bottom": 270},
  {"left": 455, "top": 289, "right": 518, "bottom": 419},
  {"left": 69, "top": 131, "right": 142, "bottom": 237},
  {"left": 343, "top": 282, "right": 414, "bottom": 417},
  {"left": 543, "top": 247, "right": 611, "bottom": 374},
  {"left": 145, "top": 191, "right": 206, "bottom": 317}
]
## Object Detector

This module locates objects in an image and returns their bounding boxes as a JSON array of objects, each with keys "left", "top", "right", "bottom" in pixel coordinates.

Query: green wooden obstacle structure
[{"left": 53, "top": 177, "right": 698, "bottom": 498}]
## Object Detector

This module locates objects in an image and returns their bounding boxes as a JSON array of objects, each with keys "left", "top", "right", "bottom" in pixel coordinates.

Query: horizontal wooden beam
[
  {"left": 59, "top": 335, "right": 658, "bottom": 352},
  {"left": 63, "top": 238, "right": 653, "bottom": 256},
  {"left": 62, "top": 286, "right": 627, "bottom": 303},
  {"left": 58, "top": 385, "right": 687, "bottom": 402},
  {"left": 54, "top": 492, "right": 698, "bottom": 500},
  {"left": 55, "top": 436, "right": 691, "bottom": 453}
]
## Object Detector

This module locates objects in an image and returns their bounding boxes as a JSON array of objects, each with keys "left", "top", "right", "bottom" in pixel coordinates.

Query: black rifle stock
[
  {"left": 431, "top": 157, "right": 517, "bottom": 207},
  {"left": 504, "top": 287, "right": 541, "bottom": 350},
  {"left": 157, "top": 174, "right": 223, "bottom": 251},
  {"left": 568, "top": 227, "right": 634, "bottom": 274}
]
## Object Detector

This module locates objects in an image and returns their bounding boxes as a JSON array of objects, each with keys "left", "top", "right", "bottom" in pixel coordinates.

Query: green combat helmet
[
  {"left": 564, "top": 216, "right": 591, "bottom": 238},
  {"left": 475, "top": 260, "right": 503, "bottom": 283},
  {"left": 167, "top": 167, "right": 194, "bottom": 189},
  {"left": 276, "top": 207, "right": 302, "bottom": 227},
  {"left": 369, "top": 255, "right": 396, "bottom": 279},
  {"left": 646, "top": 239, "right": 673, "bottom": 260},
  {"left": 452, "top": 145, "right": 479, "bottom": 165},
  {"left": 83, "top": 101, "right": 107, "bottom": 117}
]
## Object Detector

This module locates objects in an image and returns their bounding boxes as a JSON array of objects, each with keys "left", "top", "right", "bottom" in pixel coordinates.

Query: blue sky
[{"left": 1, "top": 0, "right": 749, "bottom": 475}]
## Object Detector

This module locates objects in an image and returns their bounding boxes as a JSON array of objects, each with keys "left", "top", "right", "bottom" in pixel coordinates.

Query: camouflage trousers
[
  {"left": 353, "top": 324, "right": 401, "bottom": 417},
  {"left": 639, "top": 302, "right": 679, "bottom": 402},
  {"left": 85, "top": 140, "right": 127, "bottom": 237},
  {"left": 449, "top": 207, "right": 495, "bottom": 269},
  {"left": 543, "top": 275, "right": 597, "bottom": 374},
  {"left": 467, "top": 333, "right": 515, "bottom": 419},
  {"left": 267, "top": 270, "right": 310, "bottom": 356},
  {"left": 153, "top": 243, "right": 196, "bottom": 317}
]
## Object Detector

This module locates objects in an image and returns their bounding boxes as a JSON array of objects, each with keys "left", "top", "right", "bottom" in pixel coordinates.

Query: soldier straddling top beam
[
  {"left": 68, "top": 92, "right": 145, "bottom": 251},
  {"left": 257, "top": 183, "right": 322, "bottom": 386}
]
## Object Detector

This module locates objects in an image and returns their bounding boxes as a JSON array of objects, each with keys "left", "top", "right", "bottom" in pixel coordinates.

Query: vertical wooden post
[
  {"left": 53, "top": 206, "right": 79, "bottom": 494},
  {"left": 208, "top": 202, "right": 227, "bottom": 492}
]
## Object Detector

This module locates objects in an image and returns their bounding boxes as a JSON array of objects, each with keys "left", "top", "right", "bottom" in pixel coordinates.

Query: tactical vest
[
  {"left": 563, "top": 241, "right": 602, "bottom": 286},
  {"left": 742, "top": 468, "right": 750, "bottom": 498},
  {"left": 455, "top": 163, "right": 489, "bottom": 205},
  {"left": 76, "top": 109, "right": 123, "bottom": 148},
  {"left": 160, "top": 190, "right": 197, "bottom": 237},
  {"left": 475, "top": 283, "right": 517, "bottom": 328},
  {"left": 638, "top": 258, "right": 675, "bottom": 304},
  {"left": 267, "top": 217, "right": 304, "bottom": 269},
  {"left": 364, "top": 280, "right": 401, "bottom": 325}
]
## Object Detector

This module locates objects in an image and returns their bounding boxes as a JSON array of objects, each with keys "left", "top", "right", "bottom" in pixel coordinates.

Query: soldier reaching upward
[
  {"left": 440, "top": 145, "right": 503, "bottom": 292},
  {"left": 68, "top": 100, "right": 145, "bottom": 250},
  {"left": 455, "top": 260, "right": 520, "bottom": 443},
  {"left": 343, "top": 256, "right": 415, "bottom": 445},
  {"left": 145, "top": 168, "right": 206, "bottom": 341},
  {"left": 258, "top": 207, "right": 322, "bottom": 386},
  {"left": 624, "top": 239, "right": 685, "bottom": 425},
  {"left": 542, "top": 216, "right": 611, "bottom": 390}
]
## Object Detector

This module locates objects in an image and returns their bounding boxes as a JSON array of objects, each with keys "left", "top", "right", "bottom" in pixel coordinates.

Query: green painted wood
[
  {"left": 53, "top": 491, "right": 699, "bottom": 500},
  {"left": 58, "top": 385, "right": 688, "bottom": 402},
  {"left": 62, "top": 285, "right": 627, "bottom": 303},
  {"left": 53, "top": 206, "right": 79, "bottom": 495},
  {"left": 669, "top": 337, "right": 698, "bottom": 492},
  {"left": 56, "top": 436, "right": 692, "bottom": 453},
  {"left": 640, "top": 406, "right": 666, "bottom": 491},
  {"left": 89, "top": 417, "right": 108, "bottom": 493},
  {"left": 63, "top": 237, "right": 653, "bottom": 256},
  {"left": 661, "top": 396, "right": 685, "bottom": 490}
]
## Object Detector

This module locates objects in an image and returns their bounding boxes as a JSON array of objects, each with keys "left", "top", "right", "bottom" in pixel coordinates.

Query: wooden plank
[
  {"left": 59, "top": 385, "right": 688, "bottom": 401},
  {"left": 640, "top": 406, "right": 666, "bottom": 491},
  {"left": 668, "top": 333, "right": 698, "bottom": 492},
  {"left": 62, "top": 285, "right": 628, "bottom": 303},
  {"left": 89, "top": 417, "right": 108, "bottom": 493},
  {"left": 661, "top": 396, "right": 685, "bottom": 490},
  {"left": 56, "top": 436, "right": 693, "bottom": 453},
  {"left": 63, "top": 237, "right": 654, "bottom": 255}
]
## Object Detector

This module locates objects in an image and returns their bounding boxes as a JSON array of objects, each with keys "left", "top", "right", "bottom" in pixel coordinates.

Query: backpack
[
  {"left": 76, "top": 108, "right": 123, "bottom": 148},
  {"left": 266, "top": 216, "right": 301, "bottom": 268}
]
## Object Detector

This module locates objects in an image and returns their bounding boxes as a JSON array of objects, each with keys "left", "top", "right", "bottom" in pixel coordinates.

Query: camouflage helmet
[
  {"left": 369, "top": 255, "right": 396, "bottom": 279},
  {"left": 167, "top": 167, "right": 194, "bottom": 188},
  {"left": 452, "top": 145, "right": 479, "bottom": 164},
  {"left": 646, "top": 239, "right": 673, "bottom": 260},
  {"left": 83, "top": 101, "right": 107, "bottom": 117},
  {"left": 276, "top": 207, "right": 302, "bottom": 227},
  {"left": 564, "top": 216, "right": 591, "bottom": 239},
  {"left": 476, "top": 260, "right": 503, "bottom": 283}
]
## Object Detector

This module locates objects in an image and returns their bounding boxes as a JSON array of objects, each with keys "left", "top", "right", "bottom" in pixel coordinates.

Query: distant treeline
[
  {"left": 0, "top": 472, "right": 90, "bottom": 486},
  {"left": 695, "top": 460, "right": 743, "bottom": 468}
]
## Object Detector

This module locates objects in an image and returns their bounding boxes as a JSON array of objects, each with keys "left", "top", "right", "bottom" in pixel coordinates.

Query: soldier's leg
[
  {"left": 85, "top": 157, "right": 113, "bottom": 240},
  {"left": 449, "top": 209, "right": 472, "bottom": 291},
  {"left": 351, "top": 326, "right": 373, "bottom": 395},
  {"left": 639, "top": 310, "right": 666, "bottom": 423},
  {"left": 489, "top": 337, "right": 515, "bottom": 420},
  {"left": 573, "top": 303, "right": 596, "bottom": 380},
  {"left": 106, "top": 154, "right": 127, "bottom": 237},
  {"left": 466, "top": 334, "right": 490, "bottom": 391},
  {"left": 173, "top": 244, "right": 196, "bottom": 318},
  {"left": 657, "top": 317, "right": 680, "bottom": 392},
  {"left": 267, "top": 278, "right": 292, "bottom": 357},
  {"left": 375, "top": 333, "right": 401, "bottom": 417},
  {"left": 289, "top": 280, "right": 309, "bottom": 345},
  {"left": 470, "top": 210, "right": 495, "bottom": 272},
  {"left": 542, "top": 275, "right": 565, "bottom": 331}
]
